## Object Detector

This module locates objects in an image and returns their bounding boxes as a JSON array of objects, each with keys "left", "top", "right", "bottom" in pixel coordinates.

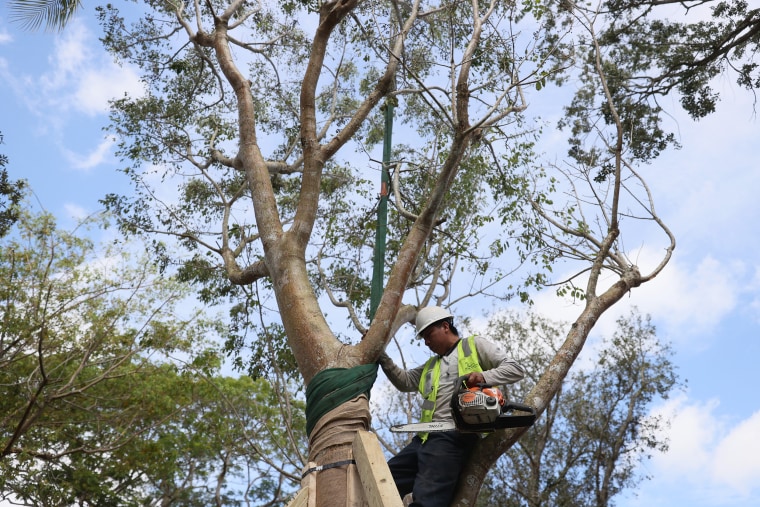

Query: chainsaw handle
[
  {"left": 455, "top": 374, "right": 492, "bottom": 389},
  {"left": 502, "top": 401, "right": 536, "bottom": 415}
]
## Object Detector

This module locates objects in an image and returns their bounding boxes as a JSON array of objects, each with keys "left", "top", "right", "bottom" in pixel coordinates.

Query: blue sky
[{"left": 1, "top": 4, "right": 759, "bottom": 507}]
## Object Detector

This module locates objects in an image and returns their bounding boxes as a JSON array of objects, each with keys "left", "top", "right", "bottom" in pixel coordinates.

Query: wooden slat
[
  {"left": 285, "top": 487, "right": 308, "bottom": 507},
  {"left": 352, "top": 430, "right": 404, "bottom": 507}
]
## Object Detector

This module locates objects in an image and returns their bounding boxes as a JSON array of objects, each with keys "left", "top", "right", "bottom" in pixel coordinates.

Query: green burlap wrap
[{"left": 305, "top": 364, "right": 378, "bottom": 437}]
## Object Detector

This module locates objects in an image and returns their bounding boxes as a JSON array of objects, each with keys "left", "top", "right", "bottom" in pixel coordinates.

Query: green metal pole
[{"left": 369, "top": 100, "right": 394, "bottom": 321}]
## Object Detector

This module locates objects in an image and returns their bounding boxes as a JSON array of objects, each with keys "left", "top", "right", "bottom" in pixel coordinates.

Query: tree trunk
[{"left": 307, "top": 396, "right": 373, "bottom": 507}]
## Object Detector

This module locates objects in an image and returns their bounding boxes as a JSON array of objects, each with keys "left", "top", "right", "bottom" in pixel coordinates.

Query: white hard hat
[{"left": 415, "top": 306, "right": 453, "bottom": 337}]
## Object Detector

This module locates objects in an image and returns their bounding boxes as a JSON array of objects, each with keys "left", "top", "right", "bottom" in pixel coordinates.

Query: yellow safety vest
[{"left": 417, "top": 335, "right": 482, "bottom": 441}]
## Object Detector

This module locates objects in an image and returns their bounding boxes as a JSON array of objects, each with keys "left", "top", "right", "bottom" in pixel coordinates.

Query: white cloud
[
  {"left": 63, "top": 203, "right": 89, "bottom": 221},
  {"left": 629, "top": 254, "right": 740, "bottom": 337},
  {"left": 711, "top": 410, "right": 760, "bottom": 495},
  {"left": 38, "top": 20, "right": 92, "bottom": 96},
  {"left": 2, "top": 18, "right": 143, "bottom": 121},
  {"left": 744, "top": 267, "right": 760, "bottom": 324},
  {"left": 0, "top": 30, "right": 11, "bottom": 44},
  {"left": 646, "top": 87, "right": 760, "bottom": 261},
  {"left": 62, "top": 136, "right": 116, "bottom": 171},
  {"left": 645, "top": 395, "right": 760, "bottom": 502},
  {"left": 0, "top": 16, "right": 144, "bottom": 175},
  {"left": 37, "top": 20, "right": 144, "bottom": 116},
  {"left": 517, "top": 247, "right": 748, "bottom": 350},
  {"left": 73, "top": 65, "right": 143, "bottom": 116},
  {"left": 652, "top": 395, "right": 719, "bottom": 475}
]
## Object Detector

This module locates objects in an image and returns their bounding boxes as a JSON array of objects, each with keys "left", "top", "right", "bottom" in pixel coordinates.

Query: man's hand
[{"left": 465, "top": 372, "right": 486, "bottom": 387}]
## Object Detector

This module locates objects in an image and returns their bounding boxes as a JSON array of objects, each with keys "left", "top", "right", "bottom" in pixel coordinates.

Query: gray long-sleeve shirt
[{"left": 378, "top": 336, "right": 525, "bottom": 424}]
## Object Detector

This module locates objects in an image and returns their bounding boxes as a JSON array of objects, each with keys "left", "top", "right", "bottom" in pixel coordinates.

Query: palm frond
[{"left": 8, "top": 0, "right": 83, "bottom": 32}]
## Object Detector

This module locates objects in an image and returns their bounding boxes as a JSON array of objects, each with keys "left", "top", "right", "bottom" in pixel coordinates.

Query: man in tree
[{"left": 378, "top": 306, "right": 526, "bottom": 507}]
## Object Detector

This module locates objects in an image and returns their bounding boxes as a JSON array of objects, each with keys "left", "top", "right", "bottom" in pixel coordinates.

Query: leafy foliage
[
  {"left": 0, "top": 204, "right": 306, "bottom": 506},
  {"left": 96, "top": 1, "right": 566, "bottom": 387},
  {"left": 0, "top": 133, "right": 25, "bottom": 238},
  {"left": 548, "top": 0, "right": 760, "bottom": 131},
  {"left": 477, "top": 310, "right": 683, "bottom": 507}
]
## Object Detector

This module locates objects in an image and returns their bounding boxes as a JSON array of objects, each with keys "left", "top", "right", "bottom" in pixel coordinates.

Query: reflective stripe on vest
[{"left": 417, "top": 335, "right": 482, "bottom": 441}]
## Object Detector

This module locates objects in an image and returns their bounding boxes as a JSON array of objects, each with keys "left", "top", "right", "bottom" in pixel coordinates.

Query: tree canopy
[
  {"left": 91, "top": 0, "right": 686, "bottom": 503},
  {"left": 0, "top": 203, "right": 306, "bottom": 506}
]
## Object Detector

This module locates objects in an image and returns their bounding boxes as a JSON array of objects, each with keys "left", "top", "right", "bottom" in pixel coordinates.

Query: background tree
[
  {"left": 0, "top": 132, "right": 24, "bottom": 238},
  {"left": 475, "top": 309, "right": 683, "bottom": 507},
  {"left": 0, "top": 203, "right": 306, "bottom": 506}
]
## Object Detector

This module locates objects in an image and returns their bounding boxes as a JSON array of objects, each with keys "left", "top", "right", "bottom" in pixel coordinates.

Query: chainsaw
[{"left": 390, "top": 375, "right": 536, "bottom": 434}]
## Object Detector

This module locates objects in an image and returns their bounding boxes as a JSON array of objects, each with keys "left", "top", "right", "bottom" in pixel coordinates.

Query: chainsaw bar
[{"left": 390, "top": 421, "right": 457, "bottom": 433}]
